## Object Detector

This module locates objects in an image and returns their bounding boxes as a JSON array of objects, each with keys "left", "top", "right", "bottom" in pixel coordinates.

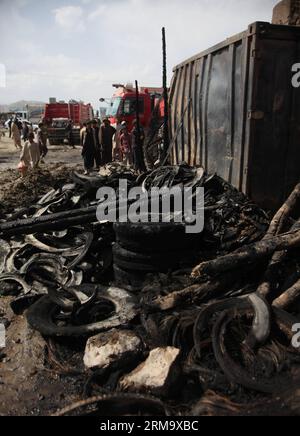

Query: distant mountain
[{"left": 0, "top": 100, "right": 45, "bottom": 112}]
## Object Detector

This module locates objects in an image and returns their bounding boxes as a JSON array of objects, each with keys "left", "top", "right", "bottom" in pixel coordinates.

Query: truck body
[
  {"left": 106, "top": 85, "right": 164, "bottom": 132},
  {"left": 44, "top": 100, "right": 93, "bottom": 145},
  {"left": 169, "top": 21, "right": 300, "bottom": 211},
  {"left": 26, "top": 104, "right": 45, "bottom": 124}
]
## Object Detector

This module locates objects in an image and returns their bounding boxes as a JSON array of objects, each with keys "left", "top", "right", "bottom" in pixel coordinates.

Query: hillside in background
[{"left": 0, "top": 100, "right": 45, "bottom": 112}]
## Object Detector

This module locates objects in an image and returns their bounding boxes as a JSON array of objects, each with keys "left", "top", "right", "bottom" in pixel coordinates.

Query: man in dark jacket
[
  {"left": 37, "top": 122, "right": 48, "bottom": 161},
  {"left": 66, "top": 119, "right": 75, "bottom": 149},
  {"left": 99, "top": 118, "right": 116, "bottom": 165},
  {"left": 131, "top": 119, "right": 146, "bottom": 173},
  {"left": 22, "top": 121, "right": 29, "bottom": 142},
  {"left": 82, "top": 121, "right": 97, "bottom": 175},
  {"left": 92, "top": 119, "right": 101, "bottom": 169},
  {"left": 8, "top": 117, "right": 13, "bottom": 138}
]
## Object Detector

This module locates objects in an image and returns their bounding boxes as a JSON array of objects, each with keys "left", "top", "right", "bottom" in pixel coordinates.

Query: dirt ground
[
  {"left": 0, "top": 135, "right": 86, "bottom": 217},
  {"left": 0, "top": 298, "right": 85, "bottom": 416},
  {"left": 0, "top": 135, "right": 89, "bottom": 416},
  {"left": 0, "top": 134, "right": 83, "bottom": 171}
]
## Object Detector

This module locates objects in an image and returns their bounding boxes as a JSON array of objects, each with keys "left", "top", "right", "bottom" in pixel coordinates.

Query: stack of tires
[{"left": 113, "top": 221, "right": 201, "bottom": 292}]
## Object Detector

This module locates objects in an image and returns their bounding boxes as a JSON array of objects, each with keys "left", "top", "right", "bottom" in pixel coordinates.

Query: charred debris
[{"left": 1, "top": 162, "right": 300, "bottom": 416}]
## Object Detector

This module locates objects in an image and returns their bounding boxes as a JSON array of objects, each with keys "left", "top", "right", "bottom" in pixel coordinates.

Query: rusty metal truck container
[{"left": 169, "top": 21, "right": 300, "bottom": 211}]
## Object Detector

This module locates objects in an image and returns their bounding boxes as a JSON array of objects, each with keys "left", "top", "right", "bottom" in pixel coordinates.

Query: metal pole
[
  {"left": 162, "top": 27, "right": 170, "bottom": 157},
  {"left": 134, "top": 80, "right": 146, "bottom": 172}
]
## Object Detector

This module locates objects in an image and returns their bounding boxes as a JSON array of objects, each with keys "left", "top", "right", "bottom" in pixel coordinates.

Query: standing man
[
  {"left": 11, "top": 118, "right": 22, "bottom": 150},
  {"left": 8, "top": 117, "right": 13, "bottom": 138},
  {"left": 0, "top": 119, "right": 5, "bottom": 142},
  {"left": 120, "top": 124, "right": 132, "bottom": 167},
  {"left": 82, "top": 121, "right": 96, "bottom": 175},
  {"left": 113, "top": 118, "right": 124, "bottom": 161},
  {"left": 131, "top": 119, "right": 146, "bottom": 173},
  {"left": 80, "top": 123, "right": 87, "bottom": 146},
  {"left": 22, "top": 121, "right": 29, "bottom": 142},
  {"left": 99, "top": 118, "right": 116, "bottom": 165},
  {"left": 92, "top": 119, "right": 101, "bottom": 170},
  {"left": 19, "top": 132, "right": 40, "bottom": 176},
  {"left": 66, "top": 119, "right": 75, "bottom": 149},
  {"left": 37, "top": 121, "right": 48, "bottom": 162}
]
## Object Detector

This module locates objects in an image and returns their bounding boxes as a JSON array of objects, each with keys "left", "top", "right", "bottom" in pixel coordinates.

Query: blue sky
[{"left": 0, "top": 0, "right": 277, "bottom": 108}]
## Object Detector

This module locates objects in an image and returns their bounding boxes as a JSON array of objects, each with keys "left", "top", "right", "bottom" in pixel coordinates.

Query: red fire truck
[
  {"left": 105, "top": 84, "right": 164, "bottom": 132},
  {"left": 43, "top": 100, "right": 94, "bottom": 145}
]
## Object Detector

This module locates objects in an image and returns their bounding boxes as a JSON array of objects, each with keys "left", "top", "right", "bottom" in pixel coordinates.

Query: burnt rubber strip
[
  {"left": 0, "top": 273, "right": 32, "bottom": 295},
  {"left": 193, "top": 294, "right": 271, "bottom": 359},
  {"left": 52, "top": 393, "right": 171, "bottom": 417},
  {"left": 193, "top": 298, "right": 249, "bottom": 359},
  {"left": 212, "top": 310, "right": 289, "bottom": 394},
  {"left": 26, "top": 285, "right": 138, "bottom": 337},
  {"left": 245, "top": 293, "right": 271, "bottom": 348},
  {"left": 66, "top": 232, "right": 93, "bottom": 269}
]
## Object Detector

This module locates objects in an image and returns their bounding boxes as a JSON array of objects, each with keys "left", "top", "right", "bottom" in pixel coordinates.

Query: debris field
[{"left": 1, "top": 163, "right": 300, "bottom": 416}]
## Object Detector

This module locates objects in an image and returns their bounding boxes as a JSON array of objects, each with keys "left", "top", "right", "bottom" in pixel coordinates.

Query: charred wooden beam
[
  {"left": 273, "top": 278, "right": 300, "bottom": 310},
  {"left": 0, "top": 206, "right": 98, "bottom": 237},
  {"left": 266, "top": 183, "right": 300, "bottom": 237},
  {"left": 192, "top": 228, "right": 300, "bottom": 279}
]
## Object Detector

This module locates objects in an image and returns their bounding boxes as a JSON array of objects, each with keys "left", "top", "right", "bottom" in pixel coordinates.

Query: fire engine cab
[{"left": 105, "top": 84, "right": 164, "bottom": 132}]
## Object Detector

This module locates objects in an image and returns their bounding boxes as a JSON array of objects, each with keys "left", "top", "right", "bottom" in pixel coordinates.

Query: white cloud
[
  {"left": 0, "top": 0, "right": 279, "bottom": 108},
  {"left": 53, "top": 6, "right": 85, "bottom": 32},
  {"left": 88, "top": 5, "right": 107, "bottom": 21},
  {"left": 0, "top": 64, "right": 6, "bottom": 88}
]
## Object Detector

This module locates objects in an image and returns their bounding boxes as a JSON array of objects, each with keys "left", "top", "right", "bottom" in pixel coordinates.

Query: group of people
[
  {"left": 81, "top": 117, "right": 146, "bottom": 175},
  {"left": 7, "top": 114, "right": 147, "bottom": 177},
  {"left": 7, "top": 117, "right": 32, "bottom": 149},
  {"left": 80, "top": 118, "right": 115, "bottom": 174},
  {"left": 10, "top": 118, "right": 50, "bottom": 176},
  {"left": 9, "top": 117, "right": 23, "bottom": 150},
  {"left": 8, "top": 117, "right": 49, "bottom": 159}
]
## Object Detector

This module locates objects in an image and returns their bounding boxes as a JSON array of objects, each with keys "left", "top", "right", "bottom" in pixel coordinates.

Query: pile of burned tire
[{"left": 113, "top": 220, "right": 202, "bottom": 292}]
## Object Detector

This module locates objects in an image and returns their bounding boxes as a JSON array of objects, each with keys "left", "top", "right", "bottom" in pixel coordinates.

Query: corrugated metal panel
[{"left": 169, "top": 22, "right": 300, "bottom": 211}]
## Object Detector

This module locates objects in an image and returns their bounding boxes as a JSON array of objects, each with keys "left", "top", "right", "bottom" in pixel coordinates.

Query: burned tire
[
  {"left": 26, "top": 285, "right": 138, "bottom": 337},
  {"left": 113, "top": 221, "right": 202, "bottom": 291},
  {"left": 114, "top": 258, "right": 158, "bottom": 272},
  {"left": 113, "top": 244, "right": 197, "bottom": 272},
  {"left": 114, "top": 222, "right": 200, "bottom": 253}
]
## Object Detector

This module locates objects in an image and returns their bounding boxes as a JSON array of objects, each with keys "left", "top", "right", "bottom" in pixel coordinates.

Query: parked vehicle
[
  {"left": 46, "top": 118, "right": 76, "bottom": 146},
  {"left": 43, "top": 100, "right": 94, "bottom": 145},
  {"left": 106, "top": 84, "right": 164, "bottom": 132}
]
